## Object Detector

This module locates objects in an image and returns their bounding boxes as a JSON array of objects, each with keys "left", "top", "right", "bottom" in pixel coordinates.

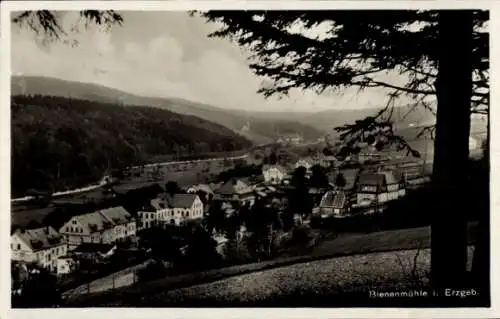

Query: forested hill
[
  {"left": 11, "top": 76, "right": 325, "bottom": 144},
  {"left": 11, "top": 95, "right": 252, "bottom": 197}
]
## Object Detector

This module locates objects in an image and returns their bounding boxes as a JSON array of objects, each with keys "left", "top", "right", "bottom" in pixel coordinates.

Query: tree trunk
[{"left": 431, "top": 11, "right": 473, "bottom": 290}]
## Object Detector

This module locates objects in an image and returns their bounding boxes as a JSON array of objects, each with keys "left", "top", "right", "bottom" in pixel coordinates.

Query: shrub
[
  {"left": 137, "top": 260, "right": 168, "bottom": 283},
  {"left": 288, "top": 226, "right": 313, "bottom": 247}
]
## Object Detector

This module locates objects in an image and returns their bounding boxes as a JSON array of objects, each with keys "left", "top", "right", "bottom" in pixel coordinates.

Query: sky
[{"left": 11, "top": 11, "right": 410, "bottom": 113}]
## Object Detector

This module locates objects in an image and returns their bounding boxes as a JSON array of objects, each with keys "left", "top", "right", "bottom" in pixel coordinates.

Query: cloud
[{"left": 11, "top": 12, "right": 411, "bottom": 113}]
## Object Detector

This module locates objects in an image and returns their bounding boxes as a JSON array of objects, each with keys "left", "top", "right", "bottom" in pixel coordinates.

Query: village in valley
[
  {"left": 7, "top": 8, "right": 489, "bottom": 309},
  {"left": 10, "top": 129, "right": 447, "bottom": 306}
]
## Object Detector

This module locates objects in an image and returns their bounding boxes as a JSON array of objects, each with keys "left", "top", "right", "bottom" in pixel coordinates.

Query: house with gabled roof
[
  {"left": 213, "top": 179, "right": 256, "bottom": 206},
  {"left": 355, "top": 170, "right": 406, "bottom": 206},
  {"left": 58, "top": 206, "right": 136, "bottom": 249},
  {"left": 317, "top": 190, "right": 350, "bottom": 218},
  {"left": 138, "top": 193, "right": 203, "bottom": 229},
  {"left": 11, "top": 226, "right": 67, "bottom": 272}
]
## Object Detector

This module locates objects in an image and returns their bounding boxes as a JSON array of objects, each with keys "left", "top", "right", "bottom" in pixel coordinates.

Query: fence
[{"left": 62, "top": 260, "right": 151, "bottom": 300}]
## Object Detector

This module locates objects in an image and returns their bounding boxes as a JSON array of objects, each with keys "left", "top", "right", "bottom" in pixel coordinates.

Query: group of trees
[
  {"left": 11, "top": 95, "right": 252, "bottom": 197},
  {"left": 216, "top": 164, "right": 262, "bottom": 183},
  {"left": 198, "top": 9, "right": 489, "bottom": 293},
  {"left": 11, "top": 268, "right": 61, "bottom": 308}
]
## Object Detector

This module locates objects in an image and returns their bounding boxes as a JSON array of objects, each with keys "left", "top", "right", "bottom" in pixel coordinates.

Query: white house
[
  {"left": 59, "top": 206, "right": 136, "bottom": 249},
  {"left": 11, "top": 226, "right": 67, "bottom": 273},
  {"left": 317, "top": 190, "right": 350, "bottom": 218},
  {"left": 138, "top": 193, "right": 204, "bottom": 229},
  {"left": 356, "top": 171, "right": 406, "bottom": 206},
  {"left": 262, "top": 165, "right": 288, "bottom": 185}
]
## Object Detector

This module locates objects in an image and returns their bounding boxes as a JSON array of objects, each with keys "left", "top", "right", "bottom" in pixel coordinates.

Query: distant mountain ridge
[
  {"left": 13, "top": 75, "right": 485, "bottom": 143},
  {"left": 11, "top": 76, "right": 325, "bottom": 144}
]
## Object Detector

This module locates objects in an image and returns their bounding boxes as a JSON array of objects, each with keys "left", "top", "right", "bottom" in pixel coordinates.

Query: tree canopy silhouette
[
  {"left": 197, "top": 10, "right": 489, "bottom": 293},
  {"left": 334, "top": 172, "right": 347, "bottom": 189}
]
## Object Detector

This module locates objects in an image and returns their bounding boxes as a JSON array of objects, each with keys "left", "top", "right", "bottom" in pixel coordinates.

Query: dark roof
[
  {"left": 357, "top": 171, "right": 401, "bottom": 190},
  {"left": 358, "top": 173, "right": 386, "bottom": 187},
  {"left": 14, "top": 226, "right": 64, "bottom": 251},
  {"left": 99, "top": 206, "right": 133, "bottom": 225},
  {"left": 73, "top": 243, "right": 116, "bottom": 254},
  {"left": 151, "top": 193, "right": 198, "bottom": 209}
]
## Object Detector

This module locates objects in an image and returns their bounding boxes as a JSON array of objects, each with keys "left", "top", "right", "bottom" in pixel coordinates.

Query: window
[
  {"left": 66, "top": 227, "right": 69, "bottom": 232},
  {"left": 72, "top": 220, "right": 77, "bottom": 225},
  {"left": 186, "top": 211, "right": 190, "bottom": 217},
  {"left": 17, "top": 244, "right": 20, "bottom": 250}
]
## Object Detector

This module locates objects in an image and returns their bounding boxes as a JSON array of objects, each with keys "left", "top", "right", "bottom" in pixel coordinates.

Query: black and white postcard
[{"left": 0, "top": 1, "right": 497, "bottom": 318}]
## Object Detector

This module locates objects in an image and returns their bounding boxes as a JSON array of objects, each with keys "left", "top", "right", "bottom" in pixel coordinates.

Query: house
[
  {"left": 262, "top": 164, "right": 288, "bottom": 185},
  {"left": 58, "top": 206, "right": 136, "bottom": 249},
  {"left": 393, "top": 161, "right": 426, "bottom": 180},
  {"left": 213, "top": 179, "right": 256, "bottom": 206},
  {"left": 355, "top": 171, "right": 406, "bottom": 206},
  {"left": 11, "top": 226, "right": 67, "bottom": 273},
  {"left": 138, "top": 193, "right": 204, "bottom": 229},
  {"left": 317, "top": 190, "right": 350, "bottom": 218}
]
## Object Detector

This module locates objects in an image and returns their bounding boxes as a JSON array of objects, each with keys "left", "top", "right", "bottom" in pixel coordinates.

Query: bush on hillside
[{"left": 137, "top": 260, "right": 168, "bottom": 283}]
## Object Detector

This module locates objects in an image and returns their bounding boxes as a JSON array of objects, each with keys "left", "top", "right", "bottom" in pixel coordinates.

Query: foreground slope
[{"left": 11, "top": 95, "right": 252, "bottom": 197}]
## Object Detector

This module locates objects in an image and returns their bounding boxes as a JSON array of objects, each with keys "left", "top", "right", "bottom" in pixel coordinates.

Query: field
[
  {"left": 141, "top": 246, "right": 476, "bottom": 307},
  {"left": 66, "top": 222, "right": 478, "bottom": 307},
  {"left": 11, "top": 156, "right": 244, "bottom": 229}
]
